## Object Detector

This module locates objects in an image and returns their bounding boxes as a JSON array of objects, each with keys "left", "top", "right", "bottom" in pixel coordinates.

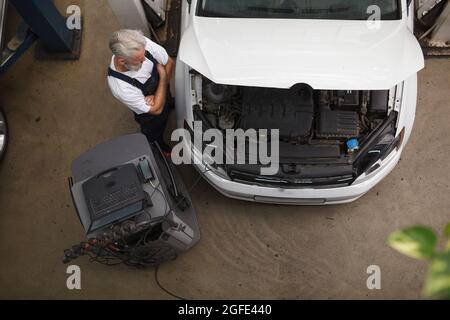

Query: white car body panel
[
  {"left": 179, "top": 3, "right": 424, "bottom": 90},
  {"left": 174, "top": 0, "right": 424, "bottom": 204},
  {"left": 185, "top": 136, "right": 403, "bottom": 205}
]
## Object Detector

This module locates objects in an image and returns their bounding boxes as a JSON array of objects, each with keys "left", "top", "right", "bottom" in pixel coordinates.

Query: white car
[{"left": 174, "top": 0, "right": 424, "bottom": 205}]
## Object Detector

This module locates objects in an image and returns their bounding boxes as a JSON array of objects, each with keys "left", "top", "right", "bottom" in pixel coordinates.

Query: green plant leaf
[
  {"left": 444, "top": 223, "right": 450, "bottom": 238},
  {"left": 423, "top": 252, "right": 450, "bottom": 299},
  {"left": 387, "top": 226, "right": 437, "bottom": 260}
]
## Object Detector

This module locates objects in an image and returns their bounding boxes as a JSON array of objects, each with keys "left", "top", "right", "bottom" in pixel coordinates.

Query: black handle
[
  {"left": 154, "top": 142, "right": 180, "bottom": 199},
  {"left": 95, "top": 167, "right": 120, "bottom": 179}
]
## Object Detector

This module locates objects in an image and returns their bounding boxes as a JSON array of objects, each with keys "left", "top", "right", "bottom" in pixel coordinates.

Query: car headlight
[{"left": 184, "top": 119, "right": 231, "bottom": 181}]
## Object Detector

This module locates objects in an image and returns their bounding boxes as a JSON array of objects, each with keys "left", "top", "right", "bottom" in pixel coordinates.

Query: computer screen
[{"left": 82, "top": 164, "right": 147, "bottom": 233}]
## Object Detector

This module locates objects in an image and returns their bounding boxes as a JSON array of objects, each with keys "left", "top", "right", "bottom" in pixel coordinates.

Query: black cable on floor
[
  {"left": 154, "top": 265, "right": 186, "bottom": 300},
  {"left": 152, "top": 168, "right": 211, "bottom": 300}
]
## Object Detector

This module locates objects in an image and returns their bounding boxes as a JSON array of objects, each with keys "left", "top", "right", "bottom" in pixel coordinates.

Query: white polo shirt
[{"left": 108, "top": 37, "right": 169, "bottom": 115}]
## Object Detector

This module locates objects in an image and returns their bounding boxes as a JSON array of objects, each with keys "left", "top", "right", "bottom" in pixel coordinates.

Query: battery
[{"left": 317, "top": 111, "right": 359, "bottom": 139}]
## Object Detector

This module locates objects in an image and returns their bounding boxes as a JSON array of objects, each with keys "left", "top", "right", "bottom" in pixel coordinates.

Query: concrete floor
[{"left": 0, "top": 0, "right": 449, "bottom": 300}]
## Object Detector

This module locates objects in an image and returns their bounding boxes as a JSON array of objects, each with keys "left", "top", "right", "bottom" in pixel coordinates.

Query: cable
[
  {"left": 65, "top": 165, "right": 213, "bottom": 294},
  {"left": 152, "top": 167, "right": 211, "bottom": 299},
  {"left": 154, "top": 265, "right": 187, "bottom": 300},
  {"left": 148, "top": 181, "right": 169, "bottom": 220},
  {"left": 148, "top": 179, "right": 162, "bottom": 198},
  {"left": 169, "top": 167, "right": 212, "bottom": 213},
  {"left": 188, "top": 167, "right": 212, "bottom": 193}
]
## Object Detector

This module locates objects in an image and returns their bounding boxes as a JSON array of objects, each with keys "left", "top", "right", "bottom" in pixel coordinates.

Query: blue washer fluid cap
[{"left": 347, "top": 139, "right": 359, "bottom": 151}]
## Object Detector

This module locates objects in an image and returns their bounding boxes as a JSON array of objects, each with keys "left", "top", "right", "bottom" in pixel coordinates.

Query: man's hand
[
  {"left": 145, "top": 95, "right": 155, "bottom": 107},
  {"left": 146, "top": 64, "right": 169, "bottom": 116}
]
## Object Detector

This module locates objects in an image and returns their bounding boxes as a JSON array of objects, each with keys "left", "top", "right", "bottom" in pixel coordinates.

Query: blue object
[
  {"left": 347, "top": 139, "right": 359, "bottom": 151},
  {"left": 1, "top": 0, "right": 82, "bottom": 73},
  {"left": 10, "top": 0, "right": 74, "bottom": 53},
  {"left": 0, "top": 23, "right": 38, "bottom": 75}
]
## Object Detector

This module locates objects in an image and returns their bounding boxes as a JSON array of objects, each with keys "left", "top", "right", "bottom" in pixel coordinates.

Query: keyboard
[{"left": 89, "top": 183, "right": 140, "bottom": 217}]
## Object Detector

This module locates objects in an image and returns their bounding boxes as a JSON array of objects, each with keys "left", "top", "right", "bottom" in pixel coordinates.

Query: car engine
[
  {"left": 192, "top": 75, "right": 395, "bottom": 185},
  {"left": 200, "top": 79, "right": 389, "bottom": 145},
  {"left": 238, "top": 85, "right": 314, "bottom": 143}
]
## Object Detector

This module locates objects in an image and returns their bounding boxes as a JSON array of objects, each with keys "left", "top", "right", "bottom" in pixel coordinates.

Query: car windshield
[{"left": 197, "top": 0, "right": 401, "bottom": 20}]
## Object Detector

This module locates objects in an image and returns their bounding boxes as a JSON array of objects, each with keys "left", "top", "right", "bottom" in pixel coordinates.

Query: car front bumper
[{"left": 186, "top": 142, "right": 402, "bottom": 205}]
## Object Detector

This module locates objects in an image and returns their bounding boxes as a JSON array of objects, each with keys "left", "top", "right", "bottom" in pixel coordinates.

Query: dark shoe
[{"left": 162, "top": 151, "right": 172, "bottom": 159}]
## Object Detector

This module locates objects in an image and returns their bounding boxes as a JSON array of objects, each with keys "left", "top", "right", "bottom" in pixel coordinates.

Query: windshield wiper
[
  {"left": 247, "top": 6, "right": 295, "bottom": 14},
  {"left": 299, "top": 6, "right": 351, "bottom": 14},
  {"left": 200, "top": 10, "right": 241, "bottom": 18}
]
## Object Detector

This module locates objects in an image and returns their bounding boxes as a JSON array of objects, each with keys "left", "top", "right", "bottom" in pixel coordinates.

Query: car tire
[{"left": 0, "top": 108, "right": 8, "bottom": 161}]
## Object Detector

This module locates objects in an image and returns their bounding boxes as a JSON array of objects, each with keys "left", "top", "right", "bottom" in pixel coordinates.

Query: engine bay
[
  {"left": 190, "top": 74, "right": 400, "bottom": 186},
  {"left": 199, "top": 78, "right": 391, "bottom": 151}
]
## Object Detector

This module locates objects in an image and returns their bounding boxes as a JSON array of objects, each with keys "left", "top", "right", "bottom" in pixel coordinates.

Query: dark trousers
[{"left": 134, "top": 99, "right": 170, "bottom": 148}]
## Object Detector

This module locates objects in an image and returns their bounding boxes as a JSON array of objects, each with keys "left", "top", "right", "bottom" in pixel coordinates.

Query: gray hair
[{"left": 109, "top": 29, "right": 146, "bottom": 59}]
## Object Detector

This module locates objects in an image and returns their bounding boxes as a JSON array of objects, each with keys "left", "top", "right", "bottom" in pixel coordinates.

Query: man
[{"left": 107, "top": 29, "right": 175, "bottom": 153}]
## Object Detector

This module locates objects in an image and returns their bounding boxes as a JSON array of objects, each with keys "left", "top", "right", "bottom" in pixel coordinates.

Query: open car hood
[{"left": 179, "top": 17, "right": 424, "bottom": 90}]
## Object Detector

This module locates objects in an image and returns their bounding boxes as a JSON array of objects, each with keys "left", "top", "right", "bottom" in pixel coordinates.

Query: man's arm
[
  {"left": 145, "top": 37, "right": 174, "bottom": 80},
  {"left": 147, "top": 64, "right": 168, "bottom": 116},
  {"left": 165, "top": 57, "right": 175, "bottom": 81}
]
